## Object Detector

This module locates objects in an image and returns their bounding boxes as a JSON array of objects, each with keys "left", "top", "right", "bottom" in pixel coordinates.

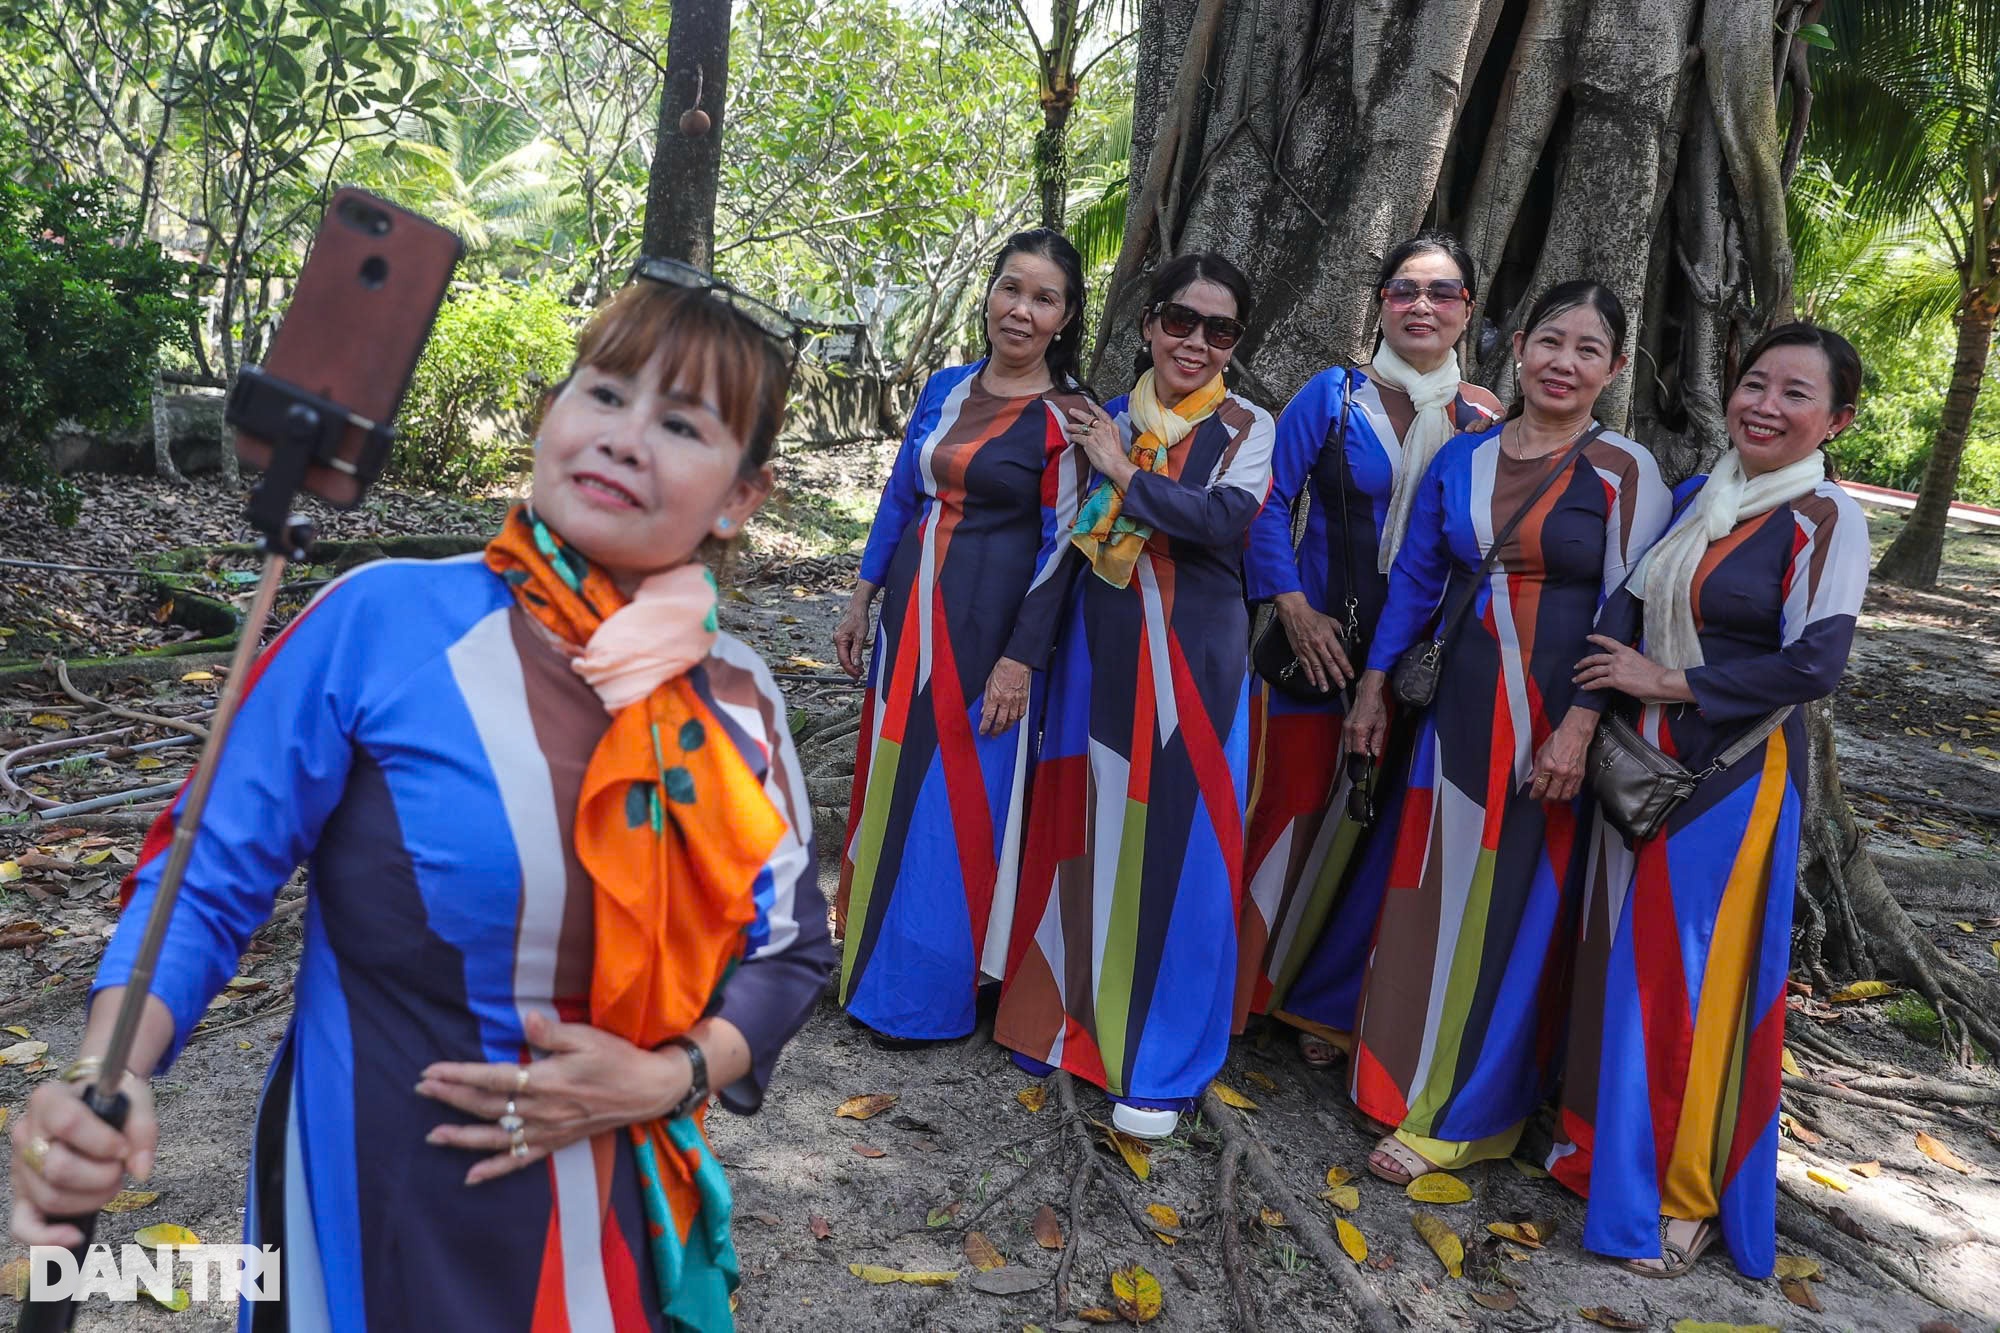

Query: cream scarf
[
  {"left": 1633, "top": 448, "right": 1827, "bottom": 668},
  {"left": 1368, "top": 339, "right": 1465, "bottom": 572}
]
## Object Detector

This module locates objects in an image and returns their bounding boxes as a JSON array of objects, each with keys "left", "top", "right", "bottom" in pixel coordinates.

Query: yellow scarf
[{"left": 1069, "top": 369, "right": 1228, "bottom": 588}]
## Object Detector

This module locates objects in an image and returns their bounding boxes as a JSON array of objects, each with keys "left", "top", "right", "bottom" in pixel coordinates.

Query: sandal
[
  {"left": 1297, "top": 1032, "right": 1342, "bottom": 1070},
  {"left": 1623, "top": 1216, "right": 1717, "bottom": 1278},
  {"left": 1367, "top": 1133, "right": 1443, "bottom": 1186}
]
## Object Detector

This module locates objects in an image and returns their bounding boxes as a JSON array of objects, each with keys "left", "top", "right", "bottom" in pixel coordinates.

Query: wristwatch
[{"left": 662, "top": 1036, "right": 709, "bottom": 1119}]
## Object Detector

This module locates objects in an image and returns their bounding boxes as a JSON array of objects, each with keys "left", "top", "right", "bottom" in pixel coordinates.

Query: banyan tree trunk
[{"left": 1095, "top": 0, "right": 2000, "bottom": 1035}]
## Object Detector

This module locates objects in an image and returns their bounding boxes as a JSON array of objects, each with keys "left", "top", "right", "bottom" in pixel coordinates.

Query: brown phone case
[{"left": 232, "top": 188, "right": 464, "bottom": 507}]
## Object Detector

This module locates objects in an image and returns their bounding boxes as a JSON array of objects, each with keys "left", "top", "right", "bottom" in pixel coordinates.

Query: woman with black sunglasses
[
  {"left": 1235, "top": 231, "right": 1502, "bottom": 1073},
  {"left": 831, "top": 230, "right": 1096, "bottom": 1049},
  {"left": 993, "top": 253, "right": 1273, "bottom": 1140}
]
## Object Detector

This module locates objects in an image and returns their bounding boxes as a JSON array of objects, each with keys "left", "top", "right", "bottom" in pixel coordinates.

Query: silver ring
[
  {"left": 499, "top": 1097, "right": 525, "bottom": 1134},
  {"left": 509, "top": 1123, "right": 528, "bottom": 1157}
]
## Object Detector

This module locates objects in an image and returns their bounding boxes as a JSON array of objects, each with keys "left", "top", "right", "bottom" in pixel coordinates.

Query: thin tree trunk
[
  {"left": 1036, "top": 85, "right": 1077, "bottom": 232},
  {"left": 150, "top": 365, "right": 186, "bottom": 485},
  {"left": 643, "top": 0, "right": 733, "bottom": 267},
  {"left": 1873, "top": 288, "right": 1997, "bottom": 589}
]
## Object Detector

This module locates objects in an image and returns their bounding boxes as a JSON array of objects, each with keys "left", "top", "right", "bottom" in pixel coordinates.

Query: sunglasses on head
[
  {"left": 629, "top": 256, "right": 805, "bottom": 364},
  {"left": 1150, "top": 301, "right": 1246, "bottom": 349},
  {"left": 1380, "top": 278, "right": 1470, "bottom": 311}
]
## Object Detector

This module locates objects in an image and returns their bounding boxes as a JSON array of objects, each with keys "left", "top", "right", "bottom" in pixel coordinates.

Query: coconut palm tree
[{"left": 1813, "top": 0, "right": 2000, "bottom": 588}]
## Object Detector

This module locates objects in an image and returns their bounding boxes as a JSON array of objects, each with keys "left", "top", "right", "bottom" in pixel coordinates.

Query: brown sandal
[
  {"left": 1367, "top": 1134, "right": 1442, "bottom": 1186},
  {"left": 1623, "top": 1216, "right": 1717, "bottom": 1278}
]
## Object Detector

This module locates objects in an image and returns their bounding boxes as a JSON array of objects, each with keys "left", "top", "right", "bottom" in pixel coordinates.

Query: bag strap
[
  {"left": 1423, "top": 423, "right": 1604, "bottom": 653},
  {"left": 1326, "top": 369, "right": 1359, "bottom": 627},
  {"left": 1701, "top": 705, "right": 1793, "bottom": 776}
]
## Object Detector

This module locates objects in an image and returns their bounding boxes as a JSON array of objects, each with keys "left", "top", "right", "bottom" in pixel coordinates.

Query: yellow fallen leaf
[
  {"left": 1259, "top": 1206, "right": 1287, "bottom": 1228},
  {"left": 1243, "top": 1069, "right": 1277, "bottom": 1092},
  {"left": 1032, "top": 1203, "right": 1062, "bottom": 1250},
  {"left": 1915, "top": 1130, "right": 1974, "bottom": 1175},
  {"left": 133, "top": 756, "right": 165, "bottom": 771},
  {"left": 1016, "top": 1085, "right": 1047, "bottom": 1113},
  {"left": 0, "top": 1108, "right": 9, "bottom": 1134},
  {"left": 1075, "top": 1309, "right": 1120, "bottom": 1324},
  {"left": 1780, "top": 1046, "right": 1803, "bottom": 1077},
  {"left": 1318, "top": 1184, "right": 1359, "bottom": 1211},
  {"left": 1211, "top": 1080, "right": 1259, "bottom": 1110},
  {"left": 1106, "top": 1127, "right": 1151, "bottom": 1181},
  {"left": 1828, "top": 979, "right": 1897, "bottom": 1003},
  {"left": 179, "top": 671, "right": 215, "bottom": 683},
  {"left": 134, "top": 1223, "right": 202, "bottom": 1249},
  {"left": 1806, "top": 1168, "right": 1851, "bottom": 1193},
  {"left": 847, "top": 1264, "right": 955, "bottom": 1286},
  {"left": 1406, "top": 1171, "right": 1472, "bottom": 1204},
  {"left": 1779, "top": 1112, "right": 1822, "bottom": 1145},
  {"left": 238, "top": 1041, "right": 253, "bottom": 1051},
  {"left": 1486, "top": 1219, "right": 1555, "bottom": 1249},
  {"left": 1324, "top": 1165, "right": 1354, "bottom": 1187},
  {"left": 1781, "top": 1275, "right": 1824, "bottom": 1312},
  {"left": 0, "top": 861, "right": 21, "bottom": 883},
  {"left": 1773, "top": 1254, "right": 1823, "bottom": 1282},
  {"left": 1953, "top": 921, "right": 1977, "bottom": 933},
  {"left": 962, "top": 1231, "right": 1005, "bottom": 1271},
  {"left": 104, "top": 1190, "right": 161, "bottom": 1213},
  {"left": 1499, "top": 1243, "right": 1534, "bottom": 1262},
  {"left": 1144, "top": 1203, "right": 1180, "bottom": 1244},
  {"left": 1991, "top": 939, "right": 2000, "bottom": 962},
  {"left": 0, "top": 1040, "right": 48, "bottom": 1065},
  {"left": 0, "top": 1256, "right": 26, "bottom": 1300},
  {"left": 28, "top": 714, "right": 70, "bottom": 730},
  {"left": 81, "top": 849, "right": 112, "bottom": 865},
  {"left": 1848, "top": 1159, "right": 1881, "bottom": 1177},
  {"left": 1509, "top": 1156, "right": 1549, "bottom": 1179},
  {"left": 1412, "top": 1211, "right": 1463, "bottom": 1278},
  {"left": 1110, "top": 1263, "right": 1163, "bottom": 1323},
  {"left": 1335, "top": 1217, "right": 1368, "bottom": 1263},
  {"left": 834, "top": 1093, "right": 898, "bottom": 1120},
  {"left": 2, "top": 1025, "right": 28, "bottom": 1039}
]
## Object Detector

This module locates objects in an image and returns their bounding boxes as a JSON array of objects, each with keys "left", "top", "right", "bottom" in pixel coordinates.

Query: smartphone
[{"left": 231, "top": 188, "right": 464, "bottom": 507}]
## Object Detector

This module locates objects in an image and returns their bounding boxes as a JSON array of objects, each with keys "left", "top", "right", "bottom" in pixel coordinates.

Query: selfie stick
[{"left": 17, "top": 376, "right": 385, "bottom": 1331}]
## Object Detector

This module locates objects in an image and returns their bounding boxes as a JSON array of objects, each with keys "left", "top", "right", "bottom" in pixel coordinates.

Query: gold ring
[
  {"left": 509, "top": 1125, "right": 529, "bottom": 1158},
  {"left": 22, "top": 1135, "right": 51, "bottom": 1173},
  {"left": 514, "top": 1064, "right": 530, "bottom": 1093}
]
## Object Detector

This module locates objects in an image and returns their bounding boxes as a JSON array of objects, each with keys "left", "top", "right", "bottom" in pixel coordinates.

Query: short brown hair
[{"left": 569, "top": 280, "right": 791, "bottom": 471}]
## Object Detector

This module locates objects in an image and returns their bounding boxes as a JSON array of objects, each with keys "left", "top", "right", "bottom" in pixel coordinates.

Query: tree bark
[
  {"left": 643, "top": 0, "right": 733, "bottom": 267},
  {"left": 1036, "top": 84, "right": 1078, "bottom": 231},
  {"left": 1872, "top": 288, "right": 1997, "bottom": 589}
]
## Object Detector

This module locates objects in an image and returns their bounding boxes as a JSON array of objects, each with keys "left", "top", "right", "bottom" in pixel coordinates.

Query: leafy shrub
[
  {"left": 391, "top": 282, "right": 576, "bottom": 488},
  {"left": 0, "top": 170, "right": 190, "bottom": 523},
  {"left": 1832, "top": 316, "right": 2000, "bottom": 507}
]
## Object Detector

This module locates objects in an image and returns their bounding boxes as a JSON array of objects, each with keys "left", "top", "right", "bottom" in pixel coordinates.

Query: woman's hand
[
  {"left": 10, "top": 1070, "right": 157, "bottom": 1247},
  {"left": 980, "top": 657, "right": 1032, "bottom": 737},
  {"left": 420, "top": 1011, "right": 691, "bottom": 1186},
  {"left": 1274, "top": 592, "right": 1354, "bottom": 692},
  {"left": 1572, "top": 634, "right": 1691, "bottom": 704},
  {"left": 833, "top": 582, "right": 879, "bottom": 680},
  {"left": 1527, "top": 706, "right": 1599, "bottom": 803},
  {"left": 1066, "top": 403, "right": 1135, "bottom": 487},
  {"left": 1343, "top": 671, "right": 1391, "bottom": 759}
]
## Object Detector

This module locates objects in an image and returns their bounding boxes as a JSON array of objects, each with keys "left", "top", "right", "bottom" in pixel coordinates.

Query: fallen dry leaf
[
  {"left": 847, "top": 1264, "right": 955, "bottom": 1286},
  {"left": 1105, "top": 1127, "right": 1152, "bottom": 1181},
  {"left": 1016, "top": 1085, "right": 1047, "bottom": 1113},
  {"left": 1915, "top": 1131, "right": 1974, "bottom": 1175},
  {"left": 1509, "top": 1156, "right": 1550, "bottom": 1179},
  {"left": 1828, "top": 979, "right": 1897, "bottom": 1003},
  {"left": 1848, "top": 1160, "right": 1882, "bottom": 1178},
  {"left": 1406, "top": 1171, "right": 1472, "bottom": 1204},
  {"left": 1486, "top": 1219, "right": 1555, "bottom": 1249},
  {"left": 1781, "top": 1276, "right": 1824, "bottom": 1312},
  {"left": 963, "top": 1231, "right": 1005, "bottom": 1271},
  {"left": 3, "top": 1025, "right": 30, "bottom": 1039},
  {"left": 104, "top": 1190, "right": 161, "bottom": 1213},
  {"left": 0, "top": 862, "right": 21, "bottom": 883},
  {"left": 133, "top": 1223, "right": 201, "bottom": 1249},
  {"left": 1258, "top": 1206, "right": 1287, "bottom": 1229},
  {"left": 1243, "top": 1069, "right": 1278, "bottom": 1092},
  {"left": 1335, "top": 1217, "right": 1368, "bottom": 1264},
  {"left": 1780, "top": 1046, "right": 1803, "bottom": 1076},
  {"left": 28, "top": 714, "right": 70, "bottom": 730},
  {"left": 1210, "top": 1081, "right": 1259, "bottom": 1110},
  {"left": 1032, "top": 1203, "right": 1062, "bottom": 1250},
  {"left": 1779, "top": 1112, "right": 1822, "bottom": 1145},
  {"left": 1110, "top": 1263, "right": 1163, "bottom": 1323},
  {"left": 834, "top": 1093, "right": 898, "bottom": 1121},
  {"left": 808, "top": 1214, "right": 830, "bottom": 1241},
  {"left": 1470, "top": 1289, "right": 1519, "bottom": 1312},
  {"left": 1578, "top": 1308, "right": 1647, "bottom": 1330},
  {"left": 1412, "top": 1212, "right": 1463, "bottom": 1278},
  {"left": 1499, "top": 1243, "right": 1534, "bottom": 1262},
  {"left": 1075, "top": 1308, "right": 1121, "bottom": 1324},
  {"left": 1144, "top": 1203, "right": 1180, "bottom": 1244},
  {"left": 1319, "top": 1184, "right": 1360, "bottom": 1211},
  {"left": 0, "top": 1257, "right": 27, "bottom": 1301},
  {"left": 850, "top": 1143, "right": 887, "bottom": 1159},
  {"left": 0, "top": 1040, "right": 49, "bottom": 1066},
  {"left": 1324, "top": 1165, "right": 1354, "bottom": 1187},
  {"left": 1772, "top": 1254, "right": 1823, "bottom": 1281},
  {"left": 925, "top": 1203, "right": 960, "bottom": 1228},
  {"left": 1829, "top": 1207, "right": 1875, "bottom": 1242},
  {"left": 968, "top": 1267, "right": 1043, "bottom": 1295},
  {"left": 1806, "top": 1168, "right": 1851, "bottom": 1193}
]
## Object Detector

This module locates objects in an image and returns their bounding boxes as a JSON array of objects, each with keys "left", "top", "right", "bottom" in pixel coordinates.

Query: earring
[{"left": 716, "top": 517, "right": 733, "bottom": 534}]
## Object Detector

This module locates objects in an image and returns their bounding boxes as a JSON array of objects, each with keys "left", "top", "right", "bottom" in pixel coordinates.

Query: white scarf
[
  {"left": 1632, "top": 448, "right": 1827, "bottom": 668},
  {"left": 1368, "top": 339, "right": 1465, "bottom": 572}
]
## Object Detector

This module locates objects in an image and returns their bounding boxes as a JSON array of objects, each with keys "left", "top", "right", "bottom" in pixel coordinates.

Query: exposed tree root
[
  {"left": 953, "top": 1131, "right": 1065, "bottom": 1234},
  {"left": 1840, "top": 1075, "right": 2000, "bottom": 1107},
  {"left": 1782, "top": 1075, "right": 1988, "bottom": 1130},
  {"left": 46, "top": 655, "right": 210, "bottom": 741},
  {"left": 1037, "top": 1073, "right": 1176, "bottom": 1316},
  {"left": 1215, "top": 1139, "right": 1259, "bottom": 1331},
  {"left": 1777, "top": 1180, "right": 1969, "bottom": 1316},
  {"left": 1200, "top": 1089, "right": 1399, "bottom": 1333}
]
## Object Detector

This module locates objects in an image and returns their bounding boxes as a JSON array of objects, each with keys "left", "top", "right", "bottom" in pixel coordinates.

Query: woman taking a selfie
[
  {"left": 1343, "top": 279, "right": 1669, "bottom": 1186},
  {"left": 1552, "top": 325, "right": 1868, "bottom": 1281},
  {"left": 996, "top": 252, "right": 1273, "bottom": 1139},
  {"left": 9, "top": 265, "right": 834, "bottom": 1331},
  {"left": 831, "top": 229, "right": 1094, "bottom": 1049},
  {"left": 1236, "top": 230, "right": 1499, "bottom": 1068}
]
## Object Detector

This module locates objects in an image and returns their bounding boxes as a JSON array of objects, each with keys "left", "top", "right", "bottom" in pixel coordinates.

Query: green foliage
[
  {"left": 0, "top": 171, "right": 189, "bottom": 523},
  {"left": 391, "top": 282, "right": 576, "bottom": 488},
  {"left": 1833, "top": 315, "right": 2000, "bottom": 506}
]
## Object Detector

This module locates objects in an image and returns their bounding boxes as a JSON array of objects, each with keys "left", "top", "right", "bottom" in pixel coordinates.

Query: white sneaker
[{"left": 1112, "top": 1102, "right": 1179, "bottom": 1140}]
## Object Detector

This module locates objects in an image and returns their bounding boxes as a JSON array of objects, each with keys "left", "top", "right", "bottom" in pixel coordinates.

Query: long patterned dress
[
  {"left": 1351, "top": 423, "right": 1669, "bottom": 1152},
  {"left": 1552, "top": 475, "right": 1868, "bottom": 1279},
  {"left": 994, "top": 389, "right": 1274, "bottom": 1104},
  {"left": 1237, "top": 366, "right": 1498, "bottom": 1039},
  {"left": 839, "top": 362, "right": 1090, "bottom": 1039},
  {"left": 97, "top": 556, "right": 833, "bottom": 1331}
]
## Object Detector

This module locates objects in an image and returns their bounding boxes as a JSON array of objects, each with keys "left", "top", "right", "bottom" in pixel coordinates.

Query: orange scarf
[{"left": 485, "top": 506, "right": 784, "bottom": 1326}]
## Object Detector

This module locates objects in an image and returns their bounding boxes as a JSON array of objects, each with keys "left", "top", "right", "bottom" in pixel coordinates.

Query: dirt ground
[{"left": 0, "top": 459, "right": 1997, "bottom": 1332}]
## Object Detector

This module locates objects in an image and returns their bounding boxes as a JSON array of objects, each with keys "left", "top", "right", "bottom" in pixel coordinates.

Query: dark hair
[
  {"left": 1505, "top": 279, "right": 1628, "bottom": 419},
  {"left": 1133, "top": 250, "right": 1256, "bottom": 378},
  {"left": 984, "top": 228, "right": 1090, "bottom": 392},
  {"left": 1735, "top": 322, "right": 1863, "bottom": 412},
  {"left": 1373, "top": 229, "right": 1479, "bottom": 301},
  {"left": 569, "top": 280, "right": 791, "bottom": 474}
]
